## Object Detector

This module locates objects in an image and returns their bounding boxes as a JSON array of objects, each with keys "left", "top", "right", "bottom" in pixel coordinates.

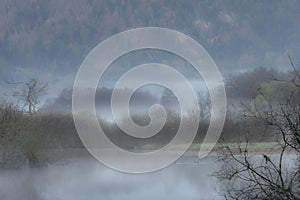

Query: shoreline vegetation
[
  {"left": 0, "top": 105, "right": 280, "bottom": 169},
  {"left": 1, "top": 66, "right": 298, "bottom": 172},
  {"left": 0, "top": 104, "right": 287, "bottom": 169},
  {"left": 0, "top": 142, "right": 291, "bottom": 170}
]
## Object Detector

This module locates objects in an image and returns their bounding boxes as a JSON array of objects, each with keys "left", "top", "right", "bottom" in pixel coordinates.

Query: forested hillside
[{"left": 1, "top": 0, "right": 299, "bottom": 70}]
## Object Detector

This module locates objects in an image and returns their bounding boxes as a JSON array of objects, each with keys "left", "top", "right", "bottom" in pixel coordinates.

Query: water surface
[{"left": 0, "top": 156, "right": 220, "bottom": 200}]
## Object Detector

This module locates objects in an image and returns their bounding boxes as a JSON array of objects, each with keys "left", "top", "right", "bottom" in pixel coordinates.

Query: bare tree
[
  {"left": 8, "top": 78, "right": 48, "bottom": 115},
  {"left": 214, "top": 62, "right": 300, "bottom": 200},
  {"left": 197, "top": 91, "right": 211, "bottom": 120}
]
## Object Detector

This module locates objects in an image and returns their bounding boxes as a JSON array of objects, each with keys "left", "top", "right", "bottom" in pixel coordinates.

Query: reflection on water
[{"left": 0, "top": 156, "right": 220, "bottom": 200}]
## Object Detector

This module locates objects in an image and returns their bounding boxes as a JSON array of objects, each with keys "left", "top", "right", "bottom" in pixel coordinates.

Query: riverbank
[{"left": 0, "top": 142, "right": 291, "bottom": 169}]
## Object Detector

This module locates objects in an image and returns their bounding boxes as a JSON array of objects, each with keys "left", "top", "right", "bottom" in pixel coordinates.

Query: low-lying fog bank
[{"left": 0, "top": 156, "right": 220, "bottom": 200}]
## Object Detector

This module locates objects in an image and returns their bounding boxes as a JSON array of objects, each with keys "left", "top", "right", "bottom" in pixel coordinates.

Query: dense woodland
[{"left": 0, "top": 0, "right": 299, "bottom": 70}]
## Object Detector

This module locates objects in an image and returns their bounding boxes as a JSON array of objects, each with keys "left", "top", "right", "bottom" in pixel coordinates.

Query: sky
[{"left": 0, "top": 0, "right": 299, "bottom": 109}]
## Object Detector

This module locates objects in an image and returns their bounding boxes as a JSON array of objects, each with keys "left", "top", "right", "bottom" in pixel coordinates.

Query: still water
[{"left": 0, "top": 156, "right": 220, "bottom": 200}]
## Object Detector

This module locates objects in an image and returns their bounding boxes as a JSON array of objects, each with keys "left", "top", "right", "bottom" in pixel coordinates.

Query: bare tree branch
[
  {"left": 7, "top": 78, "right": 48, "bottom": 115},
  {"left": 214, "top": 61, "right": 300, "bottom": 199}
]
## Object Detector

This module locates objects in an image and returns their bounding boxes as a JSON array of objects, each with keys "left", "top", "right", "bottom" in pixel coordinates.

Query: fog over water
[
  {"left": 0, "top": 157, "right": 220, "bottom": 200},
  {"left": 1, "top": 153, "right": 296, "bottom": 200}
]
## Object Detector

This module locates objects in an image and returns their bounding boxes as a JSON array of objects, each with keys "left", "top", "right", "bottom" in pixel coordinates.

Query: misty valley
[{"left": 1, "top": 0, "right": 300, "bottom": 199}]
